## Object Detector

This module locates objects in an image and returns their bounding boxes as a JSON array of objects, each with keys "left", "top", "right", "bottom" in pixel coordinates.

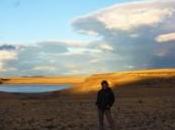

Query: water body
[{"left": 0, "top": 84, "right": 70, "bottom": 93}]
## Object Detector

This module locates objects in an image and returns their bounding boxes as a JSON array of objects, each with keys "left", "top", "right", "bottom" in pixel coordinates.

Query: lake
[{"left": 0, "top": 84, "right": 70, "bottom": 93}]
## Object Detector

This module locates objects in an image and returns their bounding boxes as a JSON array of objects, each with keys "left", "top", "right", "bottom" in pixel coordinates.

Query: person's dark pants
[{"left": 98, "top": 108, "right": 115, "bottom": 130}]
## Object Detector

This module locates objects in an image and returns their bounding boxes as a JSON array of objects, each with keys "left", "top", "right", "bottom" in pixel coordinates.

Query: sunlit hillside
[{"left": 70, "top": 68, "right": 175, "bottom": 93}]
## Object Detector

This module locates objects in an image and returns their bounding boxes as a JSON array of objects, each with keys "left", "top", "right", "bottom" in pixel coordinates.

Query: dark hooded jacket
[{"left": 96, "top": 87, "right": 115, "bottom": 110}]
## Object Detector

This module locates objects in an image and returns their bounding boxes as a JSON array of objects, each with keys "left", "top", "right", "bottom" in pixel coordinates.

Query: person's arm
[
  {"left": 95, "top": 91, "right": 100, "bottom": 106},
  {"left": 109, "top": 90, "right": 115, "bottom": 107}
]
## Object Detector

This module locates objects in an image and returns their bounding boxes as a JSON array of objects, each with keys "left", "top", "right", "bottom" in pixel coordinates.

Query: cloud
[
  {"left": 156, "top": 32, "right": 175, "bottom": 43},
  {"left": 0, "top": 50, "right": 17, "bottom": 60},
  {"left": 33, "top": 66, "right": 56, "bottom": 71},
  {"left": 98, "top": 43, "right": 113, "bottom": 51},
  {"left": 72, "top": 0, "right": 175, "bottom": 33},
  {"left": 96, "top": 2, "right": 174, "bottom": 31},
  {"left": 55, "top": 40, "right": 91, "bottom": 47},
  {"left": 5, "top": 41, "right": 69, "bottom": 76},
  {"left": 37, "top": 41, "right": 69, "bottom": 54},
  {"left": 0, "top": 50, "right": 17, "bottom": 72},
  {"left": 0, "top": 44, "right": 16, "bottom": 51},
  {"left": 71, "top": 0, "right": 175, "bottom": 71},
  {"left": 1, "top": 40, "right": 110, "bottom": 76},
  {"left": 63, "top": 47, "right": 102, "bottom": 56}
]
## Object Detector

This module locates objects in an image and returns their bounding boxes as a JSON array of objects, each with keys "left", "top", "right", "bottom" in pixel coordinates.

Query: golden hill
[{"left": 70, "top": 68, "right": 175, "bottom": 93}]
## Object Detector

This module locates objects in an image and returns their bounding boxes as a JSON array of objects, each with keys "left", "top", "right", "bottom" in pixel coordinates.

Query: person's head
[{"left": 101, "top": 80, "right": 109, "bottom": 90}]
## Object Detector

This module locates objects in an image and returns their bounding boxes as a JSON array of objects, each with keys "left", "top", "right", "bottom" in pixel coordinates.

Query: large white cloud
[
  {"left": 71, "top": 0, "right": 175, "bottom": 71},
  {"left": 96, "top": 1, "right": 174, "bottom": 31},
  {"left": 72, "top": 0, "right": 175, "bottom": 34}
]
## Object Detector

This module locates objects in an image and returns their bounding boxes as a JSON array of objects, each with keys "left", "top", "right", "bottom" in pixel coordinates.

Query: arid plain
[{"left": 0, "top": 68, "right": 175, "bottom": 130}]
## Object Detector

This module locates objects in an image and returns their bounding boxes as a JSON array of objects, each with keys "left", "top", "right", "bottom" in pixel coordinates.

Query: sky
[
  {"left": 0, "top": 0, "right": 175, "bottom": 76},
  {"left": 0, "top": 0, "right": 131, "bottom": 43}
]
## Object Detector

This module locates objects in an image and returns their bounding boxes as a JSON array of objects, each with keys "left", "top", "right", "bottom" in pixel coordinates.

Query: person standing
[{"left": 96, "top": 80, "right": 115, "bottom": 130}]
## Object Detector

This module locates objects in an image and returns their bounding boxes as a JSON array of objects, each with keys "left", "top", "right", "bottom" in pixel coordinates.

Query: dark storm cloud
[{"left": 0, "top": 44, "right": 16, "bottom": 51}]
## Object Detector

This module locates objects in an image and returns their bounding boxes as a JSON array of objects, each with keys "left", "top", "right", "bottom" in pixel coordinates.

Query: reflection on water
[{"left": 0, "top": 84, "right": 70, "bottom": 93}]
